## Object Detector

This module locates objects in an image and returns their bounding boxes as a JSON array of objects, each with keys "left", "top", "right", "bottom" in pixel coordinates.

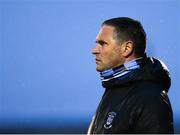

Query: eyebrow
[{"left": 95, "top": 40, "right": 108, "bottom": 45}]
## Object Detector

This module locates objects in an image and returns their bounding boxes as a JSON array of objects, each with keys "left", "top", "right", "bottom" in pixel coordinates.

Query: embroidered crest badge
[{"left": 104, "top": 112, "right": 117, "bottom": 129}]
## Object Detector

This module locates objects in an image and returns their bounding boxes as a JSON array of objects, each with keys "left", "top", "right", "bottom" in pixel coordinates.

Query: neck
[{"left": 124, "top": 55, "right": 139, "bottom": 64}]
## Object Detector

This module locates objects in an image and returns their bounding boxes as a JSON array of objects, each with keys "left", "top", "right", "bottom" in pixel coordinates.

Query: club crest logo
[{"left": 104, "top": 112, "right": 117, "bottom": 129}]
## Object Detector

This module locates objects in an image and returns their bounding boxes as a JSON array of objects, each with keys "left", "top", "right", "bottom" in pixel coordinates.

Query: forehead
[{"left": 96, "top": 25, "right": 115, "bottom": 40}]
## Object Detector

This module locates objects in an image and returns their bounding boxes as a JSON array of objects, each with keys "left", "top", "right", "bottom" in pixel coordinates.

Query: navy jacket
[{"left": 88, "top": 57, "right": 174, "bottom": 134}]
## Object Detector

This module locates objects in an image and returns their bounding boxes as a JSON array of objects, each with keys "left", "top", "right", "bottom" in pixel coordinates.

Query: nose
[{"left": 92, "top": 45, "right": 100, "bottom": 55}]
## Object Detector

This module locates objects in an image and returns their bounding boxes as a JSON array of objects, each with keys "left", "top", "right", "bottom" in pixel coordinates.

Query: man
[{"left": 88, "top": 17, "right": 174, "bottom": 134}]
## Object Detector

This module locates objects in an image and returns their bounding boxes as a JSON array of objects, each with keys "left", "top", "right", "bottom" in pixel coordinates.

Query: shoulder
[
  {"left": 128, "top": 80, "right": 172, "bottom": 116},
  {"left": 133, "top": 81, "right": 162, "bottom": 100},
  {"left": 130, "top": 81, "right": 173, "bottom": 133},
  {"left": 124, "top": 80, "right": 170, "bottom": 111}
]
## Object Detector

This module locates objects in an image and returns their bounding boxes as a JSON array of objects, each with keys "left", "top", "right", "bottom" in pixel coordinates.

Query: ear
[{"left": 122, "top": 41, "right": 134, "bottom": 57}]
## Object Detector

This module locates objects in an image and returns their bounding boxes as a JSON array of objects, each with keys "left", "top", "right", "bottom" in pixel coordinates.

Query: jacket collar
[{"left": 100, "top": 57, "right": 143, "bottom": 82}]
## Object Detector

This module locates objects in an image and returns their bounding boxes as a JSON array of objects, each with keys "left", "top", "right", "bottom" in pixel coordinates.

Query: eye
[
  {"left": 100, "top": 42, "right": 106, "bottom": 46},
  {"left": 96, "top": 40, "right": 108, "bottom": 46}
]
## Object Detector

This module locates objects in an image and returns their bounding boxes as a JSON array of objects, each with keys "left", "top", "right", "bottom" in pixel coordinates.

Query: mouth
[
  {"left": 95, "top": 59, "right": 101, "bottom": 64},
  {"left": 96, "top": 58, "right": 101, "bottom": 62},
  {"left": 96, "top": 59, "right": 101, "bottom": 62}
]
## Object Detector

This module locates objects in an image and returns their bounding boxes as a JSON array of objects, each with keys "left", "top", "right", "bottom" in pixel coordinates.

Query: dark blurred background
[{"left": 0, "top": 0, "right": 180, "bottom": 133}]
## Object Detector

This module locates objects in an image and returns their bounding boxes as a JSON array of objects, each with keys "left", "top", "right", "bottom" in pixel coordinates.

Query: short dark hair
[{"left": 102, "top": 17, "right": 146, "bottom": 57}]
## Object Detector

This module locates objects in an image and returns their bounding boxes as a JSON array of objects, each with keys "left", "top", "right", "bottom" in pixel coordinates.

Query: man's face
[{"left": 92, "top": 25, "right": 125, "bottom": 72}]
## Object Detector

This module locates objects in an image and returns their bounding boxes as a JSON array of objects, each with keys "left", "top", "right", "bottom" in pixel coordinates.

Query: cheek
[
  {"left": 100, "top": 46, "right": 121, "bottom": 65},
  {"left": 109, "top": 52, "right": 120, "bottom": 63},
  {"left": 101, "top": 49, "right": 110, "bottom": 60},
  {"left": 106, "top": 49, "right": 122, "bottom": 66},
  {"left": 102, "top": 50, "right": 117, "bottom": 64}
]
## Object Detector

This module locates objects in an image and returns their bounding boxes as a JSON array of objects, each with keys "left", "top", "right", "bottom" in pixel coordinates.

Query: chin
[{"left": 96, "top": 67, "right": 104, "bottom": 72}]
